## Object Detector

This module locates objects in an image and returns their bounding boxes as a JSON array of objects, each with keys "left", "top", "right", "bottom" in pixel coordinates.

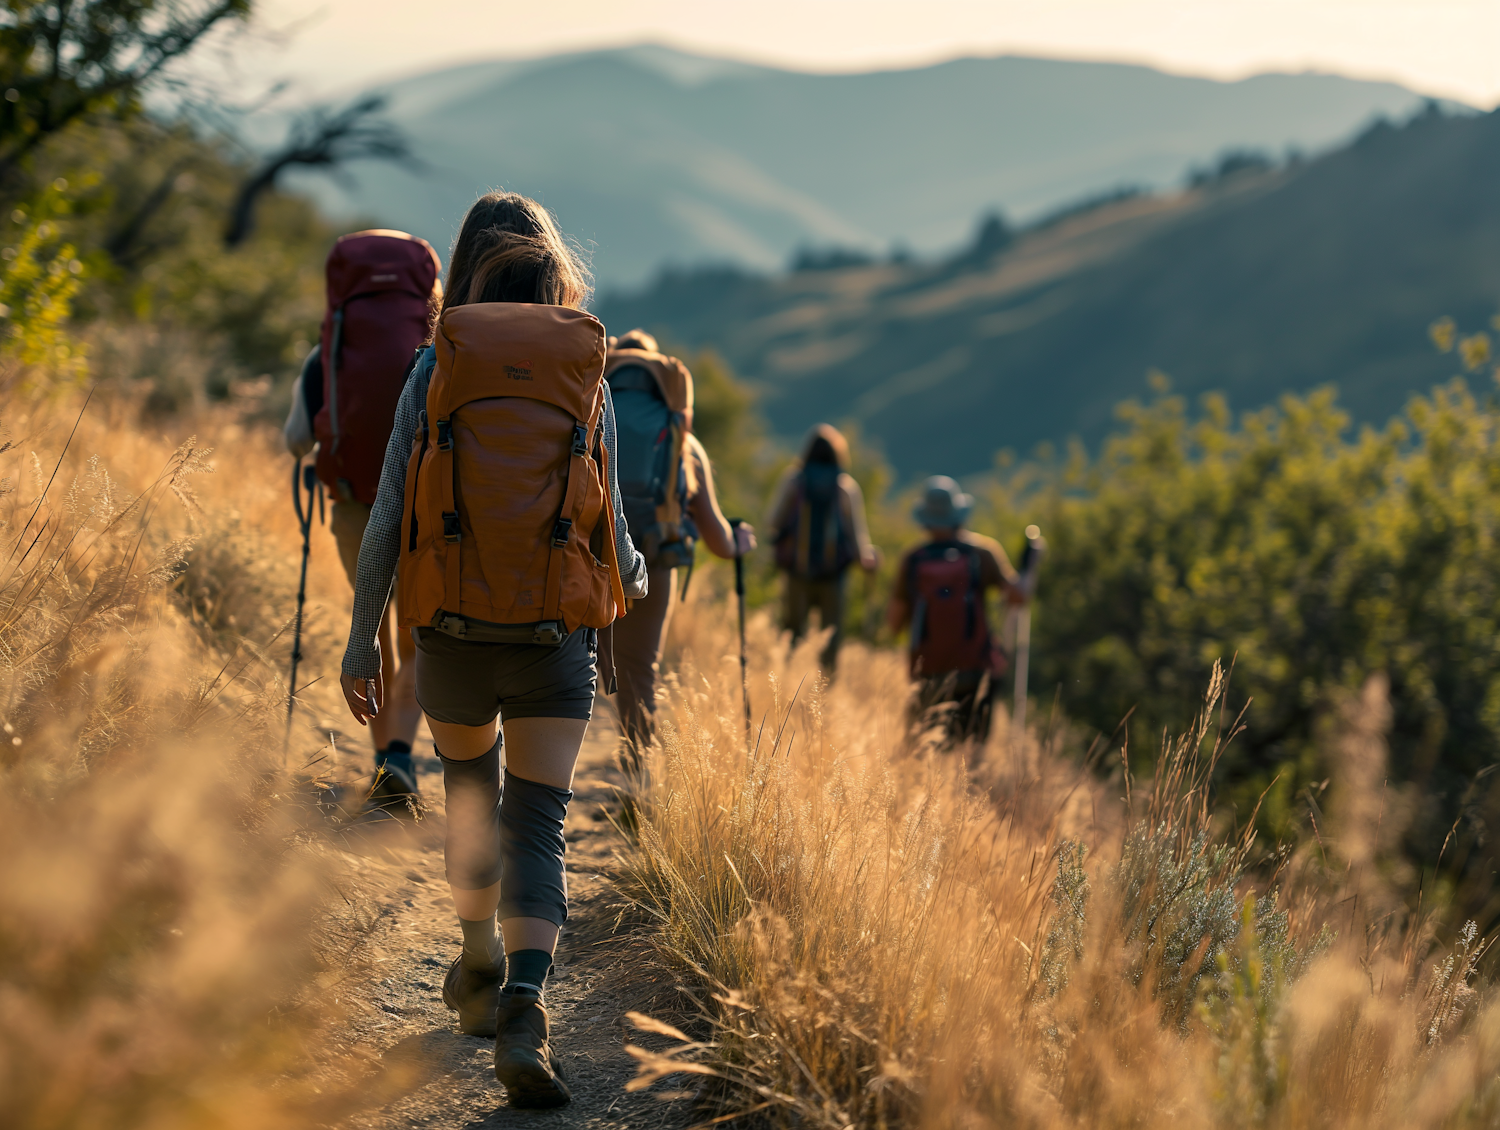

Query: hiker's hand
[
  {"left": 340, "top": 669, "right": 383, "bottom": 726},
  {"left": 861, "top": 547, "right": 881, "bottom": 572},
  {"left": 733, "top": 522, "right": 757, "bottom": 556},
  {"left": 1007, "top": 584, "right": 1028, "bottom": 605}
]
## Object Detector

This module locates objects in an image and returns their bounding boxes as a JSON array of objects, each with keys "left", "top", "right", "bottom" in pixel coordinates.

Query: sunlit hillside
[
  {"left": 600, "top": 105, "right": 1500, "bottom": 476},
  {"left": 291, "top": 45, "right": 1434, "bottom": 289}
]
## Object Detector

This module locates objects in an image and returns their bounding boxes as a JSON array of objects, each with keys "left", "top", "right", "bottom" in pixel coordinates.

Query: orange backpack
[{"left": 397, "top": 303, "right": 626, "bottom": 643}]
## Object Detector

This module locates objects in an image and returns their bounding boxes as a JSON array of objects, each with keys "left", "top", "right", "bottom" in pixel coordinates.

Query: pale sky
[{"left": 235, "top": 0, "right": 1500, "bottom": 106}]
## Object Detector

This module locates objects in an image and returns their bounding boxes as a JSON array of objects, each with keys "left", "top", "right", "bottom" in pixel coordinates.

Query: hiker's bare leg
[
  {"left": 426, "top": 716, "right": 502, "bottom": 917},
  {"left": 815, "top": 575, "right": 846, "bottom": 673},
  {"left": 370, "top": 605, "right": 421, "bottom": 752},
  {"left": 427, "top": 714, "right": 588, "bottom": 947},
  {"left": 784, "top": 574, "right": 812, "bottom": 642}
]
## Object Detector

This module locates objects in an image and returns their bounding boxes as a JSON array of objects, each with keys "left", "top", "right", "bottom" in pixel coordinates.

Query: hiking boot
[
  {"left": 493, "top": 985, "right": 571, "bottom": 1108},
  {"left": 441, "top": 953, "right": 502, "bottom": 1036},
  {"left": 368, "top": 760, "right": 420, "bottom": 814}
]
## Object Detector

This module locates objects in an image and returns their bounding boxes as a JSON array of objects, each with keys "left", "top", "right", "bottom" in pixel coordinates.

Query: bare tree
[
  {"left": 0, "top": 0, "right": 252, "bottom": 185},
  {"left": 224, "top": 94, "right": 413, "bottom": 248}
]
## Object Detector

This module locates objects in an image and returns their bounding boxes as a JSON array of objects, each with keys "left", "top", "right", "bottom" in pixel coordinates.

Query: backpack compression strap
[
  {"left": 907, "top": 547, "right": 926, "bottom": 646},
  {"left": 964, "top": 543, "right": 981, "bottom": 640},
  {"left": 541, "top": 397, "right": 608, "bottom": 624},
  {"left": 326, "top": 306, "right": 345, "bottom": 456},
  {"left": 434, "top": 410, "right": 463, "bottom": 613}
]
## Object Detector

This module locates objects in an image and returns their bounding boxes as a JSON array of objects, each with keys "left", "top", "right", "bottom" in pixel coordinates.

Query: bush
[{"left": 1002, "top": 380, "right": 1500, "bottom": 876}]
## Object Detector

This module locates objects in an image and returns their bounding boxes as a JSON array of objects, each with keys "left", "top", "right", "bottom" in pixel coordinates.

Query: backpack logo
[
  {"left": 505, "top": 360, "right": 534, "bottom": 381},
  {"left": 370, "top": 273, "right": 397, "bottom": 282}
]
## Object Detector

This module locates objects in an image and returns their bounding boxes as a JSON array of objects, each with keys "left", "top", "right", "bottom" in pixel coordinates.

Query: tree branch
[
  {"left": 224, "top": 95, "right": 416, "bottom": 248},
  {"left": 0, "top": 1, "right": 252, "bottom": 185}
]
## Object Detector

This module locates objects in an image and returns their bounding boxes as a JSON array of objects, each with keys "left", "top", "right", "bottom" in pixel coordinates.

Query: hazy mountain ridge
[
  {"left": 285, "top": 44, "right": 1436, "bottom": 288},
  {"left": 597, "top": 107, "right": 1500, "bottom": 478}
]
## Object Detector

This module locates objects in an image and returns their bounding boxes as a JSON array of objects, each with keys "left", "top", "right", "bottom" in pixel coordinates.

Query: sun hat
[{"left": 912, "top": 475, "right": 973, "bottom": 529}]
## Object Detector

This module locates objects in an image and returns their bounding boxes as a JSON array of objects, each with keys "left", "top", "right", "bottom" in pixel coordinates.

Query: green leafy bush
[
  {"left": 1005, "top": 378, "right": 1500, "bottom": 870},
  {"left": 0, "top": 177, "right": 87, "bottom": 382}
]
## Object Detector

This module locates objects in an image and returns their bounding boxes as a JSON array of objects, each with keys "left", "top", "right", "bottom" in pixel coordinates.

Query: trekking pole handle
[
  {"left": 1017, "top": 524, "right": 1047, "bottom": 600},
  {"left": 729, "top": 518, "right": 747, "bottom": 595},
  {"left": 293, "top": 459, "right": 321, "bottom": 536},
  {"left": 293, "top": 458, "right": 308, "bottom": 530}
]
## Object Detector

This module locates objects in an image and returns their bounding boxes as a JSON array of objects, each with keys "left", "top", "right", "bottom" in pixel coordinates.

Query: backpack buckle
[
  {"left": 551, "top": 517, "right": 573, "bottom": 547},
  {"left": 442, "top": 511, "right": 461, "bottom": 543},
  {"left": 437, "top": 614, "right": 467, "bottom": 638},
  {"left": 571, "top": 423, "right": 588, "bottom": 458},
  {"left": 436, "top": 417, "right": 454, "bottom": 451},
  {"left": 532, "top": 621, "right": 564, "bottom": 646}
]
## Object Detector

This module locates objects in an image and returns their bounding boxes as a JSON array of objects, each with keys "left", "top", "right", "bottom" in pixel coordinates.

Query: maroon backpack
[
  {"left": 313, "top": 229, "right": 442, "bottom": 504},
  {"left": 906, "top": 541, "right": 1001, "bottom": 678}
]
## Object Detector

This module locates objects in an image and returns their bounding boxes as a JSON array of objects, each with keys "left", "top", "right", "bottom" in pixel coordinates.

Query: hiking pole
[
  {"left": 1011, "top": 524, "right": 1047, "bottom": 746},
  {"left": 730, "top": 518, "right": 752, "bottom": 747},
  {"left": 285, "top": 458, "right": 323, "bottom": 756}
]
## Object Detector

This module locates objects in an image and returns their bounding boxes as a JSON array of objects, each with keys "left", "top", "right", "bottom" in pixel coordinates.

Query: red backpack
[
  {"left": 314, "top": 229, "right": 442, "bottom": 504},
  {"left": 906, "top": 541, "right": 1000, "bottom": 677}
]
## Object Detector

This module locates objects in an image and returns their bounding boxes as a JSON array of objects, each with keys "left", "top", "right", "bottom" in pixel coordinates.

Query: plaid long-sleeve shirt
[{"left": 340, "top": 345, "right": 648, "bottom": 679}]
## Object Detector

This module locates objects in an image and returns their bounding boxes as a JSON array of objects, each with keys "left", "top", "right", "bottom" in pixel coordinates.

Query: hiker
[
  {"left": 337, "top": 191, "right": 648, "bottom": 1108},
  {"left": 284, "top": 229, "right": 442, "bottom": 805},
  {"left": 769, "top": 423, "right": 877, "bottom": 673},
  {"left": 603, "top": 328, "right": 756, "bottom": 761},
  {"left": 887, "top": 476, "right": 1021, "bottom": 745}
]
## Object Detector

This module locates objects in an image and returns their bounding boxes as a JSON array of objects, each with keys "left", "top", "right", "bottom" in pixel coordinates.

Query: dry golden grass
[
  {"left": 0, "top": 386, "right": 406, "bottom": 1128},
  {"left": 4, "top": 378, "right": 1497, "bottom": 1130},
  {"left": 624, "top": 593, "right": 1500, "bottom": 1129}
]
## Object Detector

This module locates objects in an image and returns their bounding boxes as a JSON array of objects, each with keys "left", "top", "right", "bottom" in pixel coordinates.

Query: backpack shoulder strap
[
  {"left": 594, "top": 422, "right": 627, "bottom": 616},
  {"left": 963, "top": 541, "right": 982, "bottom": 639}
]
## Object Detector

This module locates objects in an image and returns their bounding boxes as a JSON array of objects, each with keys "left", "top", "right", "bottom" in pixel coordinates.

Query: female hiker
[
  {"left": 768, "top": 423, "right": 877, "bottom": 674},
  {"left": 338, "top": 191, "right": 648, "bottom": 1109},
  {"left": 601, "top": 328, "right": 756, "bottom": 764}
]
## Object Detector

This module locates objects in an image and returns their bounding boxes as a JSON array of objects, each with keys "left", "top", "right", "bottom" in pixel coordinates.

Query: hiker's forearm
[
  {"left": 685, "top": 439, "right": 736, "bottom": 558},
  {"left": 341, "top": 375, "right": 422, "bottom": 679},
  {"left": 843, "top": 477, "right": 874, "bottom": 552}
]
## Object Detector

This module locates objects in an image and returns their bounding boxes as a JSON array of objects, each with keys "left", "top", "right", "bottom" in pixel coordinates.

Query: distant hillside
[
  {"left": 596, "top": 107, "right": 1500, "bottom": 479},
  {"left": 286, "top": 45, "right": 1435, "bottom": 288}
]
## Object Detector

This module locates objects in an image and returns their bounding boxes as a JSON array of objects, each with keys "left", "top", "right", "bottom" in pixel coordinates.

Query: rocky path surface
[{"left": 327, "top": 721, "right": 694, "bottom": 1130}]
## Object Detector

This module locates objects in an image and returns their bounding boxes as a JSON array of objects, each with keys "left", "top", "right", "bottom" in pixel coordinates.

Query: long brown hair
[
  {"left": 436, "top": 191, "right": 590, "bottom": 333},
  {"left": 800, "top": 423, "right": 850, "bottom": 470}
]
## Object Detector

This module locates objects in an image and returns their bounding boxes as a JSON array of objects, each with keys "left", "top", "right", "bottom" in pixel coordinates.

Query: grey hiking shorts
[{"left": 413, "top": 625, "right": 597, "bottom": 727}]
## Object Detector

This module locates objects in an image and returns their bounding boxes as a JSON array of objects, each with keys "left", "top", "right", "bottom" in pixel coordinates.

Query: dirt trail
[{"left": 329, "top": 721, "right": 694, "bottom": 1130}]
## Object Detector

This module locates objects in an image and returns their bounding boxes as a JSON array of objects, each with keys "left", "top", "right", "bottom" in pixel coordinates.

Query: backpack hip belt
[{"left": 431, "top": 614, "right": 570, "bottom": 646}]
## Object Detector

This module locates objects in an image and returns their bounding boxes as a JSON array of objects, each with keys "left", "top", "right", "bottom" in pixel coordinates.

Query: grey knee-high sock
[
  {"left": 496, "top": 770, "right": 573, "bottom": 927},
  {"left": 438, "top": 738, "right": 504, "bottom": 893}
]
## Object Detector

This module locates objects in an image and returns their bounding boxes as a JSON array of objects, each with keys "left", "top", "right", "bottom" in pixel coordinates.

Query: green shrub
[{"left": 1004, "top": 378, "right": 1500, "bottom": 869}]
